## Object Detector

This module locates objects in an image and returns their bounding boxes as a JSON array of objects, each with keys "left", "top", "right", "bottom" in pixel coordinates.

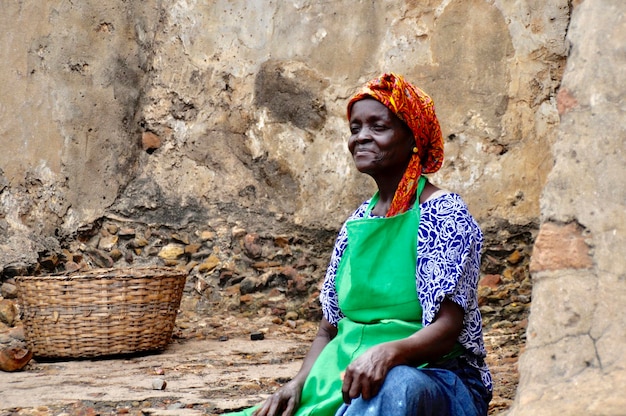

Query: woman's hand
[
  {"left": 341, "top": 298, "right": 465, "bottom": 404},
  {"left": 341, "top": 343, "right": 398, "bottom": 404},
  {"left": 254, "top": 317, "right": 338, "bottom": 415},
  {"left": 252, "top": 379, "right": 303, "bottom": 416}
]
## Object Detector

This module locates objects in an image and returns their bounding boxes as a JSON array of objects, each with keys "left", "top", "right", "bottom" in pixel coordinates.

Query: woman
[{"left": 229, "top": 73, "right": 492, "bottom": 416}]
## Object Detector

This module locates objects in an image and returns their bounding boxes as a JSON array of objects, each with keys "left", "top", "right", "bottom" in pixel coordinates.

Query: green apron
[
  {"left": 292, "top": 176, "right": 428, "bottom": 416},
  {"left": 228, "top": 177, "right": 459, "bottom": 416}
]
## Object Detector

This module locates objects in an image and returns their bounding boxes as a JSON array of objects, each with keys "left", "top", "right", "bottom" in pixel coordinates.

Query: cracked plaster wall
[
  {"left": 1, "top": 0, "right": 569, "bottom": 257},
  {"left": 509, "top": 0, "right": 626, "bottom": 414}
]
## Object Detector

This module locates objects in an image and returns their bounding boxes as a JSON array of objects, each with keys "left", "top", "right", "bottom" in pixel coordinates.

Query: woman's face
[{"left": 348, "top": 98, "right": 415, "bottom": 179}]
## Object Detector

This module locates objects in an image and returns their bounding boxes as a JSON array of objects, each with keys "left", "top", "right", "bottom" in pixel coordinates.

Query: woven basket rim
[{"left": 15, "top": 266, "right": 187, "bottom": 281}]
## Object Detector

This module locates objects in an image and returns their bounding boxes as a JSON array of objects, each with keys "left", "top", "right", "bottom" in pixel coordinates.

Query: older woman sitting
[{"left": 226, "top": 73, "right": 492, "bottom": 416}]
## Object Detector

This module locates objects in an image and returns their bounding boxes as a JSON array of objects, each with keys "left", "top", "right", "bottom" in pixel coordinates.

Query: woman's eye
[
  {"left": 350, "top": 125, "right": 360, "bottom": 134},
  {"left": 372, "top": 124, "right": 387, "bottom": 131}
]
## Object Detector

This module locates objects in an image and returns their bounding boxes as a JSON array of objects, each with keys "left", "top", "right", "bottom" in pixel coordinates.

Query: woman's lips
[{"left": 353, "top": 147, "right": 375, "bottom": 156}]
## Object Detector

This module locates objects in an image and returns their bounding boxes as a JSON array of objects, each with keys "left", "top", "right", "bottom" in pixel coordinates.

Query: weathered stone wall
[
  {"left": 509, "top": 0, "right": 626, "bottom": 413},
  {"left": 0, "top": 0, "right": 569, "bottom": 270}
]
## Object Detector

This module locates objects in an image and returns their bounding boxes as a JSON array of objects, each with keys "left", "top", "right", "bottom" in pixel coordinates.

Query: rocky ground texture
[{"left": 0, "top": 217, "right": 534, "bottom": 415}]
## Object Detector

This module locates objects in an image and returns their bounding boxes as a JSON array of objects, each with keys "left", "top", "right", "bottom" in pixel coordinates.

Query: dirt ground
[
  {"left": 1, "top": 337, "right": 303, "bottom": 415},
  {"left": 0, "top": 307, "right": 521, "bottom": 416}
]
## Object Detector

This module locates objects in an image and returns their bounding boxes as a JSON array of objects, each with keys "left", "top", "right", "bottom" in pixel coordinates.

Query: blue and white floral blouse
[{"left": 319, "top": 192, "right": 493, "bottom": 391}]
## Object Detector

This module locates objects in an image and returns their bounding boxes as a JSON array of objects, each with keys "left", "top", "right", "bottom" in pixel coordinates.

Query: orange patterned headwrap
[{"left": 347, "top": 73, "right": 444, "bottom": 217}]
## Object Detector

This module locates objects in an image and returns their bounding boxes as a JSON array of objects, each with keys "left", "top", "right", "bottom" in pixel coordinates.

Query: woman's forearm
[
  {"left": 387, "top": 298, "right": 464, "bottom": 367},
  {"left": 290, "top": 317, "right": 337, "bottom": 386}
]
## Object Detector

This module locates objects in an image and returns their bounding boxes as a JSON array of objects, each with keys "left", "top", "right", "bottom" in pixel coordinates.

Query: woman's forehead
[{"left": 350, "top": 98, "right": 393, "bottom": 120}]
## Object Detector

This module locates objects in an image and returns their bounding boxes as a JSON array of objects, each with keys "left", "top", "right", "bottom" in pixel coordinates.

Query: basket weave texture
[{"left": 16, "top": 267, "right": 187, "bottom": 358}]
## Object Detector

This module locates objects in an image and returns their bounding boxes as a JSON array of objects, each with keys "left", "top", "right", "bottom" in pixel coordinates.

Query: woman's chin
[
  {"left": 354, "top": 165, "right": 376, "bottom": 176},
  {"left": 353, "top": 155, "right": 374, "bottom": 169}
]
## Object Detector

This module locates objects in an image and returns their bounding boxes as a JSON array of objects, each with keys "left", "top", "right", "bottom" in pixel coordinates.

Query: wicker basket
[{"left": 16, "top": 267, "right": 187, "bottom": 358}]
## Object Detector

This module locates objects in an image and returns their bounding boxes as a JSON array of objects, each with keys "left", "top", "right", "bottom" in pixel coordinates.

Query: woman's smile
[{"left": 353, "top": 146, "right": 377, "bottom": 156}]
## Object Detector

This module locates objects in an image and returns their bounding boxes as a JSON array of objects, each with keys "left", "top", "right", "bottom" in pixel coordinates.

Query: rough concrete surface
[
  {"left": 508, "top": 0, "right": 626, "bottom": 414},
  {"left": 1, "top": 337, "right": 302, "bottom": 414}
]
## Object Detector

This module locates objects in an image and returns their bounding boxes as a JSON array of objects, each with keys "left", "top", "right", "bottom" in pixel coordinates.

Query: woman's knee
[
  {"left": 337, "top": 366, "right": 445, "bottom": 416},
  {"left": 380, "top": 365, "right": 437, "bottom": 397},
  {"left": 380, "top": 366, "right": 448, "bottom": 414}
]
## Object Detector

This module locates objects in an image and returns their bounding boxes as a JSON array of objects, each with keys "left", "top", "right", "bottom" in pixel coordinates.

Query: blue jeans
[{"left": 334, "top": 358, "right": 491, "bottom": 416}]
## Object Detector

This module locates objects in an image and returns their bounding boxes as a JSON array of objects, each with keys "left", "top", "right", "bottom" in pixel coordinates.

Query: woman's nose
[{"left": 354, "top": 126, "right": 372, "bottom": 142}]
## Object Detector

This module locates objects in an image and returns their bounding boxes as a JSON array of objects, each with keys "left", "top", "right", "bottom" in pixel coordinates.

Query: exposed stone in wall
[
  {"left": 529, "top": 221, "right": 592, "bottom": 272},
  {"left": 509, "top": 0, "right": 626, "bottom": 414}
]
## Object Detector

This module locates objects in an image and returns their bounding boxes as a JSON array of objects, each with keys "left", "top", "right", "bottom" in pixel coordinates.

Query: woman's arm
[
  {"left": 340, "top": 298, "right": 464, "bottom": 404},
  {"left": 287, "top": 317, "right": 338, "bottom": 387},
  {"left": 253, "top": 317, "right": 338, "bottom": 416}
]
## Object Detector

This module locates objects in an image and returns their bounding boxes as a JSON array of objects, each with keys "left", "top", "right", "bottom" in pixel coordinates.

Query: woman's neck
[{"left": 371, "top": 180, "right": 401, "bottom": 217}]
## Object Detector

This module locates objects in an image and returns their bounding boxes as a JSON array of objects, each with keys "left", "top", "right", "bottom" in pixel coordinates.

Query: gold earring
[{"left": 412, "top": 147, "right": 418, "bottom": 154}]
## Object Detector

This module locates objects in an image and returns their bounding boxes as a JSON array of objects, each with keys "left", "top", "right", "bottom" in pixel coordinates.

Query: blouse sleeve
[
  {"left": 416, "top": 194, "right": 484, "bottom": 345},
  {"left": 417, "top": 193, "right": 490, "bottom": 390}
]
